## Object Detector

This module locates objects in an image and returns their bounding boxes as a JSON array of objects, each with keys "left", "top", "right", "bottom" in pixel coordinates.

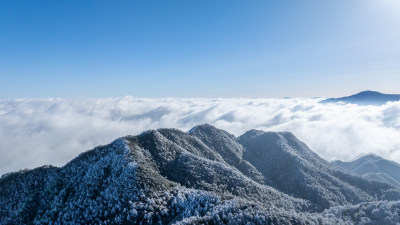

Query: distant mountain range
[
  {"left": 1, "top": 124, "right": 400, "bottom": 224},
  {"left": 333, "top": 154, "right": 400, "bottom": 187},
  {"left": 320, "top": 90, "right": 400, "bottom": 105}
]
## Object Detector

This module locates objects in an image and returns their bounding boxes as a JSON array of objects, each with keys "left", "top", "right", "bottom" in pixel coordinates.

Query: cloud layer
[{"left": 1, "top": 97, "right": 400, "bottom": 175}]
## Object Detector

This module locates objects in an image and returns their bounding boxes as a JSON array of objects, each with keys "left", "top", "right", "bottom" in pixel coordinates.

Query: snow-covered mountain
[
  {"left": 237, "top": 129, "right": 399, "bottom": 210},
  {"left": 333, "top": 154, "right": 400, "bottom": 187},
  {"left": 1, "top": 124, "right": 400, "bottom": 224},
  {"left": 320, "top": 90, "right": 400, "bottom": 105}
]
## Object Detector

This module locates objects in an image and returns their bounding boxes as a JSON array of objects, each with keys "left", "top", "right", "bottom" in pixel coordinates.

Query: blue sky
[{"left": 1, "top": 0, "right": 399, "bottom": 98}]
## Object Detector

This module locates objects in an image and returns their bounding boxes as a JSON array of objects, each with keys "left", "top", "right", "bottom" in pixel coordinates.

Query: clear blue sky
[{"left": 1, "top": 0, "right": 399, "bottom": 98}]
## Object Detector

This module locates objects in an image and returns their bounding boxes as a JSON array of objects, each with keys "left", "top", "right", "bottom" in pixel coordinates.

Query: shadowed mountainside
[{"left": 333, "top": 154, "right": 400, "bottom": 187}]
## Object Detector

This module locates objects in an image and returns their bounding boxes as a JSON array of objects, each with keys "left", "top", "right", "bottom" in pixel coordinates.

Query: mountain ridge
[
  {"left": 1, "top": 124, "right": 400, "bottom": 224},
  {"left": 333, "top": 153, "right": 400, "bottom": 188},
  {"left": 320, "top": 90, "right": 400, "bottom": 105}
]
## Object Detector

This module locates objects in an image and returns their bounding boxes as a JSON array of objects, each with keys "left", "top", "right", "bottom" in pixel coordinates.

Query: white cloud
[{"left": 1, "top": 97, "right": 400, "bottom": 175}]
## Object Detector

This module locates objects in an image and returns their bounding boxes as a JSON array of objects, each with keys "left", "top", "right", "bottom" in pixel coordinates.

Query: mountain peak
[
  {"left": 187, "top": 123, "right": 217, "bottom": 133},
  {"left": 187, "top": 123, "right": 236, "bottom": 139},
  {"left": 320, "top": 90, "right": 400, "bottom": 105},
  {"left": 355, "top": 90, "right": 383, "bottom": 96},
  {"left": 332, "top": 152, "right": 400, "bottom": 188},
  {"left": 239, "top": 129, "right": 266, "bottom": 139},
  {"left": 239, "top": 130, "right": 299, "bottom": 146},
  {"left": 238, "top": 130, "right": 321, "bottom": 167},
  {"left": 352, "top": 153, "right": 382, "bottom": 161},
  {"left": 240, "top": 129, "right": 297, "bottom": 140}
]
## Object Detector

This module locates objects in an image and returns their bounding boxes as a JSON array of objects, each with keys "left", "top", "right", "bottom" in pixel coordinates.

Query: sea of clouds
[{"left": 1, "top": 97, "right": 400, "bottom": 175}]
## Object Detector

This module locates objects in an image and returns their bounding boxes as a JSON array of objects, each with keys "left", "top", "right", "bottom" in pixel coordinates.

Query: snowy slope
[
  {"left": 333, "top": 154, "right": 400, "bottom": 187},
  {"left": 1, "top": 124, "right": 400, "bottom": 224},
  {"left": 238, "top": 129, "right": 399, "bottom": 210}
]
